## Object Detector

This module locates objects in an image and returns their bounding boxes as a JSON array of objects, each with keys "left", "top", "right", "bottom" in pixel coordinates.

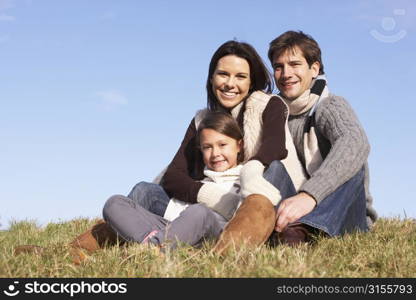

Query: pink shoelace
[{"left": 142, "top": 230, "right": 159, "bottom": 244}]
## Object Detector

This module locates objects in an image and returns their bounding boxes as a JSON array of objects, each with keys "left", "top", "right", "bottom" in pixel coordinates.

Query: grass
[{"left": 1, "top": 217, "right": 415, "bottom": 278}]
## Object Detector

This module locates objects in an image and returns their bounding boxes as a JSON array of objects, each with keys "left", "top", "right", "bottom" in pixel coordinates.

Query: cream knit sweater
[{"left": 163, "top": 165, "right": 242, "bottom": 221}]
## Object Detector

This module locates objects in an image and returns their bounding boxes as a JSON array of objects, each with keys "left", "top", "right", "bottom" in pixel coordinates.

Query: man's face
[{"left": 272, "top": 46, "right": 320, "bottom": 100}]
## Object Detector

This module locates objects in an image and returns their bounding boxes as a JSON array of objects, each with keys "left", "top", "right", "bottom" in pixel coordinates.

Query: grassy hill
[{"left": 1, "top": 217, "right": 415, "bottom": 277}]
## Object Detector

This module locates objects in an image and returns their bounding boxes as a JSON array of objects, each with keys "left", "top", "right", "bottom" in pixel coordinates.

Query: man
[{"left": 267, "top": 31, "right": 377, "bottom": 244}]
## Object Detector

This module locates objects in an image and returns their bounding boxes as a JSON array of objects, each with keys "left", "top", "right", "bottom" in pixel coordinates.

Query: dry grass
[{"left": 1, "top": 217, "right": 415, "bottom": 278}]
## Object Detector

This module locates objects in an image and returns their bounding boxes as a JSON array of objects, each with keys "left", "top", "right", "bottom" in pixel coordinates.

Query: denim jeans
[
  {"left": 127, "top": 181, "right": 170, "bottom": 216},
  {"left": 264, "top": 161, "right": 368, "bottom": 236}
]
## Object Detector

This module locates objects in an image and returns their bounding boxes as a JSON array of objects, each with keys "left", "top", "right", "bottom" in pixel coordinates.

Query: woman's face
[{"left": 211, "top": 55, "right": 251, "bottom": 109}]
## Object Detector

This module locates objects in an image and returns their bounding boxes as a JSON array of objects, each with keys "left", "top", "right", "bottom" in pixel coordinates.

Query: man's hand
[{"left": 275, "top": 192, "right": 316, "bottom": 232}]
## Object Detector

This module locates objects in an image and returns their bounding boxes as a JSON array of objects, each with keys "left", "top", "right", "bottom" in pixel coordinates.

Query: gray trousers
[{"left": 103, "top": 195, "right": 227, "bottom": 249}]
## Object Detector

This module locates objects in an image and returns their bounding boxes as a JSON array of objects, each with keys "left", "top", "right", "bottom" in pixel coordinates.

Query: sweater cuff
[
  {"left": 197, "top": 182, "right": 226, "bottom": 206},
  {"left": 197, "top": 182, "right": 241, "bottom": 220},
  {"left": 241, "top": 160, "right": 265, "bottom": 180},
  {"left": 240, "top": 160, "right": 281, "bottom": 205},
  {"left": 299, "top": 181, "right": 325, "bottom": 204}
]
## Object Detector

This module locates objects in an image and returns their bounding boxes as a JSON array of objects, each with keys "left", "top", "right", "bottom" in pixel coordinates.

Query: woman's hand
[{"left": 275, "top": 192, "right": 316, "bottom": 232}]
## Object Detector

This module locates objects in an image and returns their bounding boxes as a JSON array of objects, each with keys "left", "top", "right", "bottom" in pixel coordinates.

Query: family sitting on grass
[{"left": 16, "top": 30, "right": 377, "bottom": 262}]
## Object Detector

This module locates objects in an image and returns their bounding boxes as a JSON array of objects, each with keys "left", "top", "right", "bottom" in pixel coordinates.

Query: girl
[{"left": 102, "top": 112, "right": 244, "bottom": 250}]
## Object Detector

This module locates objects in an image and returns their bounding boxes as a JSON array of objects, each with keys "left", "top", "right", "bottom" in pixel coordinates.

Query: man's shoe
[{"left": 277, "top": 223, "right": 312, "bottom": 246}]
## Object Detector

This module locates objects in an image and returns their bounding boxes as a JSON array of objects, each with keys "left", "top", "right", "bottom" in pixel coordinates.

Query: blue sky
[{"left": 1, "top": 0, "right": 415, "bottom": 229}]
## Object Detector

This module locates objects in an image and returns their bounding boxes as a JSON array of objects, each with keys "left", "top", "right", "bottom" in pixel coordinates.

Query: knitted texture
[
  {"left": 287, "top": 94, "right": 377, "bottom": 223},
  {"left": 197, "top": 182, "right": 241, "bottom": 221},
  {"left": 194, "top": 91, "right": 306, "bottom": 191},
  {"left": 240, "top": 160, "right": 282, "bottom": 205}
]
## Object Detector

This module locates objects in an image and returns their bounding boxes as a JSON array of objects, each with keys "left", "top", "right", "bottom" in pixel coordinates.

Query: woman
[{"left": 70, "top": 40, "right": 305, "bottom": 256}]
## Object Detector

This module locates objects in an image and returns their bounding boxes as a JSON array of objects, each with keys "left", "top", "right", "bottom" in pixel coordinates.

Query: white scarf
[
  {"left": 163, "top": 165, "right": 242, "bottom": 221},
  {"left": 202, "top": 164, "right": 242, "bottom": 186},
  {"left": 280, "top": 75, "right": 330, "bottom": 176},
  {"left": 281, "top": 75, "right": 329, "bottom": 116}
]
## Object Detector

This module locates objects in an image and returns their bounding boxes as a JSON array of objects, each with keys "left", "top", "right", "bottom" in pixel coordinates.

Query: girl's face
[
  {"left": 211, "top": 55, "right": 251, "bottom": 110},
  {"left": 199, "top": 128, "right": 242, "bottom": 172}
]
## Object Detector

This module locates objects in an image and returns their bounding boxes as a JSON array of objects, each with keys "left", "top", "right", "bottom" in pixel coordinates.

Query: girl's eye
[{"left": 220, "top": 143, "right": 227, "bottom": 147}]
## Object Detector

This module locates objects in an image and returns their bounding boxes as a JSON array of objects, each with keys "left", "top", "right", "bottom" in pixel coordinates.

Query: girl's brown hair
[{"left": 268, "top": 30, "right": 324, "bottom": 75}]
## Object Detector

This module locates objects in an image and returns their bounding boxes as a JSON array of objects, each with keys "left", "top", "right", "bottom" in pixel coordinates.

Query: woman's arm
[
  {"left": 251, "top": 96, "right": 288, "bottom": 165},
  {"left": 240, "top": 96, "right": 288, "bottom": 205},
  {"left": 161, "top": 118, "right": 203, "bottom": 204}
]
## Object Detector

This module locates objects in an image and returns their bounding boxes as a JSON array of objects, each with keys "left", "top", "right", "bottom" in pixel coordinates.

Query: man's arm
[
  {"left": 275, "top": 96, "right": 370, "bottom": 231},
  {"left": 299, "top": 96, "right": 370, "bottom": 203}
]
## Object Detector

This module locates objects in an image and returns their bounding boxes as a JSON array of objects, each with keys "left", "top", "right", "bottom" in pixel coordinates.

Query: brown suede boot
[
  {"left": 212, "top": 194, "right": 276, "bottom": 256},
  {"left": 69, "top": 219, "right": 121, "bottom": 264}
]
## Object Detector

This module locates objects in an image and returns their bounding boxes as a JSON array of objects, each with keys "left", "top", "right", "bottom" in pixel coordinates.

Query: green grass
[{"left": 1, "top": 217, "right": 415, "bottom": 277}]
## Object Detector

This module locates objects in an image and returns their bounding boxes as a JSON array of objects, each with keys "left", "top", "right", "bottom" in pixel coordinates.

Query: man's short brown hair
[{"left": 268, "top": 31, "right": 324, "bottom": 75}]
